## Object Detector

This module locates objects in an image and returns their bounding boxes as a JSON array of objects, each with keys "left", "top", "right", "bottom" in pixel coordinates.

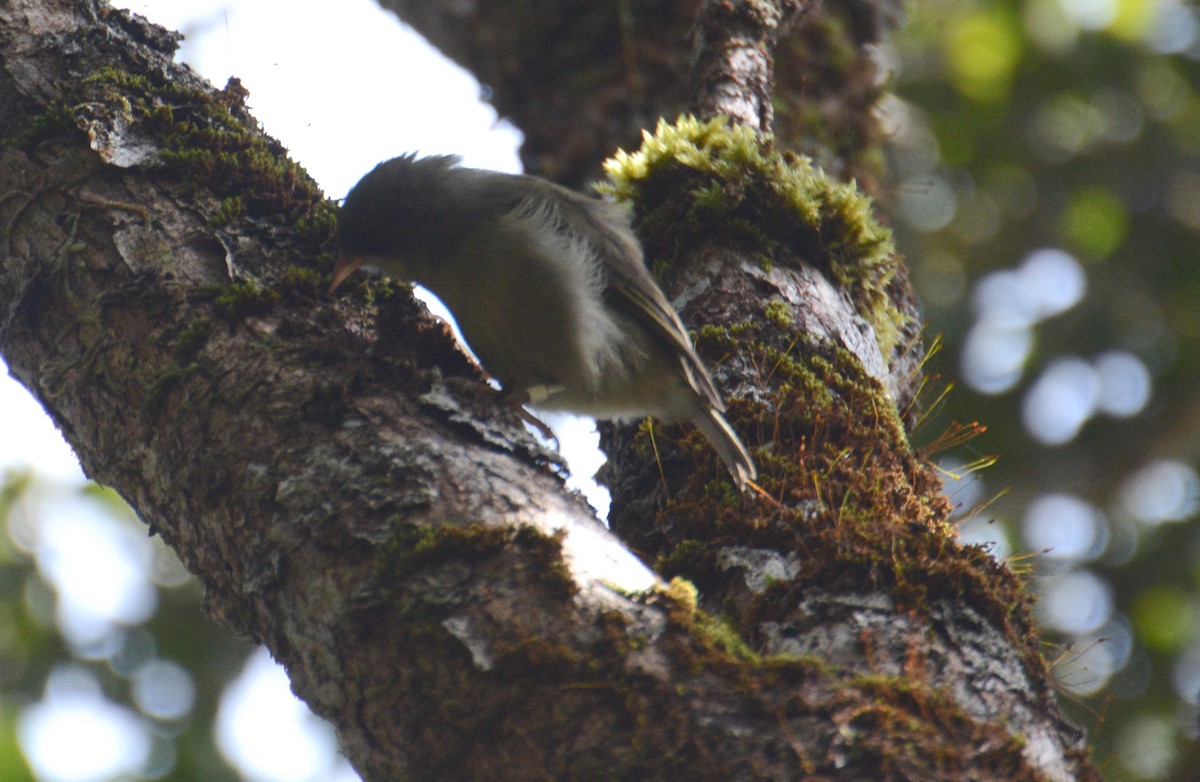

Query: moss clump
[
  {"left": 75, "top": 68, "right": 335, "bottom": 258},
  {"left": 279, "top": 266, "right": 325, "bottom": 297},
  {"left": 764, "top": 299, "right": 793, "bottom": 328},
  {"left": 692, "top": 610, "right": 759, "bottom": 663},
  {"left": 821, "top": 674, "right": 1038, "bottom": 778},
  {"left": 210, "top": 196, "right": 246, "bottom": 227},
  {"left": 212, "top": 280, "right": 280, "bottom": 321},
  {"left": 380, "top": 522, "right": 576, "bottom": 600},
  {"left": 492, "top": 638, "right": 582, "bottom": 677},
  {"left": 8, "top": 101, "right": 77, "bottom": 148},
  {"left": 512, "top": 525, "right": 576, "bottom": 597},
  {"left": 661, "top": 576, "right": 699, "bottom": 627},
  {"left": 600, "top": 115, "right": 907, "bottom": 362},
  {"left": 654, "top": 539, "right": 711, "bottom": 581},
  {"left": 171, "top": 317, "right": 212, "bottom": 363}
]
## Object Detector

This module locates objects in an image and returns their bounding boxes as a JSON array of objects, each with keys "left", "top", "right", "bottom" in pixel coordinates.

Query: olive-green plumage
[{"left": 333, "top": 154, "right": 756, "bottom": 490}]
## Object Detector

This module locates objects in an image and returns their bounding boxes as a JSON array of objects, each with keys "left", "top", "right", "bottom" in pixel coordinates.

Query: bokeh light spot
[
  {"left": 1030, "top": 94, "right": 1106, "bottom": 162},
  {"left": 1061, "top": 186, "right": 1128, "bottom": 259},
  {"left": 961, "top": 322, "right": 1033, "bottom": 394},
  {"left": 972, "top": 268, "right": 1039, "bottom": 327},
  {"left": 947, "top": 9, "right": 1023, "bottom": 102},
  {"left": 898, "top": 174, "right": 958, "bottom": 232},
  {"left": 18, "top": 666, "right": 151, "bottom": 782},
  {"left": 1106, "top": 0, "right": 1157, "bottom": 41},
  {"left": 33, "top": 496, "right": 156, "bottom": 646},
  {"left": 1023, "top": 0, "right": 1079, "bottom": 53},
  {"left": 913, "top": 250, "right": 969, "bottom": 307},
  {"left": 1019, "top": 248, "right": 1087, "bottom": 318},
  {"left": 1121, "top": 460, "right": 1200, "bottom": 525},
  {"left": 1059, "top": 0, "right": 1118, "bottom": 31},
  {"left": 1135, "top": 60, "right": 1190, "bottom": 121},
  {"left": 1170, "top": 642, "right": 1200, "bottom": 704},
  {"left": 133, "top": 659, "right": 196, "bottom": 721},
  {"left": 1131, "top": 586, "right": 1196, "bottom": 651},
  {"left": 984, "top": 164, "right": 1039, "bottom": 219},
  {"left": 1022, "top": 357, "right": 1099, "bottom": 444},
  {"left": 216, "top": 648, "right": 356, "bottom": 782},
  {"left": 1146, "top": 0, "right": 1199, "bottom": 54},
  {"left": 1054, "top": 637, "right": 1117, "bottom": 695},
  {"left": 1023, "top": 493, "right": 1106, "bottom": 561},
  {"left": 1038, "top": 569, "right": 1113, "bottom": 634},
  {"left": 1117, "top": 714, "right": 1177, "bottom": 779},
  {"left": 1092, "top": 351, "right": 1151, "bottom": 417}
]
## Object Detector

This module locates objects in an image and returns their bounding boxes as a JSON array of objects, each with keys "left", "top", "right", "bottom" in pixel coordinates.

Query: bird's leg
[
  {"left": 452, "top": 377, "right": 560, "bottom": 447},
  {"left": 500, "top": 388, "right": 559, "bottom": 447}
]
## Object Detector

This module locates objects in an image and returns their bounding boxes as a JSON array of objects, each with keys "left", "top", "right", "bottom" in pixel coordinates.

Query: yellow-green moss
[
  {"left": 171, "top": 317, "right": 212, "bottom": 363},
  {"left": 212, "top": 280, "right": 280, "bottom": 321},
  {"left": 764, "top": 299, "right": 793, "bottom": 328},
  {"left": 600, "top": 115, "right": 908, "bottom": 362},
  {"left": 692, "top": 611, "right": 760, "bottom": 663},
  {"left": 662, "top": 576, "right": 699, "bottom": 627}
]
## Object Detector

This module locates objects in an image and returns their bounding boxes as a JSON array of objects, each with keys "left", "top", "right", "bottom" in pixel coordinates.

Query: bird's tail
[{"left": 692, "top": 407, "right": 757, "bottom": 491}]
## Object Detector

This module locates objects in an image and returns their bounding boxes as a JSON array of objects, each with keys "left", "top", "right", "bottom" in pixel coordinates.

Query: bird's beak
[{"left": 329, "top": 255, "right": 364, "bottom": 293}]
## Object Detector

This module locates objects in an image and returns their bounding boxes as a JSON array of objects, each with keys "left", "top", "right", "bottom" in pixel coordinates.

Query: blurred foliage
[
  {"left": 0, "top": 470, "right": 250, "bottom": 781},
  {"left": 889, "top": 0, "right": 1200, "bottom": 779}
]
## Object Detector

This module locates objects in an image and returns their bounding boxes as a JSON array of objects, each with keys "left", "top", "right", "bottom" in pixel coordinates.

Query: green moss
[
  {"left": 210, "top": 196, "right": 246, "bottom": 227},
  {"left": 73, "top": 67, "right": 331, "bottom": 254},
  {"left": 600, "top": 115, "right": 909, "bottom": 362},
  {"left": 623, "top": 324, "right": 1045, "bottom": 675},
  {"left": 295, "top": 198, "right": 338, "bottom": 242},
  {"left": 141, "top": 363, "right": 199, "bottom": 420},
  {"left": 379, "top": 522, "right": 576, "bottom": 600},
  {"left": 764, "top": 299, "right": 793, "bottom": 328},
  {"left": 654, "top": 539, "right": 711, "bottom": 580},
  {"left": 171, "top": 318, "right": 212, "bottom": 363},
  {"left": 212, "top": 281, "right": 279, "bottom": 321},
  {"left": 279, "top": 266, "right": 325, "bottom": 296},
  {"left": 400, "top": 523, "right": 511, "bottom": 567},
  {"left": 512, "top": 525, "right": 576, "bottom": 596},
  {"left": 692, "top": 611, "right": 760, "bottom": 663},
  {"left": 662, "top": 576, "right": 698, "bottom": 627},
  {"left": 7, "top": 101, "right": 78, "bottom": 148}
]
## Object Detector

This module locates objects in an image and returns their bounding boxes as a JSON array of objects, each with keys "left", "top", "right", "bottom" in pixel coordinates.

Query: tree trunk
[{"left": 0, "top": 0, "right": 1098, "bottom": 779}]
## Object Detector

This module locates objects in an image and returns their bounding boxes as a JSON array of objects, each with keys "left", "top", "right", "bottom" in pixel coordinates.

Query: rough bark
[
  {"left": 689, "top": 0, "right": 809, "bottom": 133},
  {"left": 0, "top": 1, "right": 1098, "bottom": 780},
  {"left": 377, "top": 0, "right": 890, "bottom": 190}
]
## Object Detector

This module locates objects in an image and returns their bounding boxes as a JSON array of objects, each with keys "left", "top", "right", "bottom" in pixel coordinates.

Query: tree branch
[{"left": 689, "top": 0, "right": 811, "bottom": 132}]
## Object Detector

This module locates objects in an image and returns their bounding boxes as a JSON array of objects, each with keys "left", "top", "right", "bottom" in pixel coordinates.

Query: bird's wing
[
  {"left": 604, "top": 268, "right": 726, "bottom": 412},
  {"left": 553, "top": 189, "right": 727, "bottom": 412}
]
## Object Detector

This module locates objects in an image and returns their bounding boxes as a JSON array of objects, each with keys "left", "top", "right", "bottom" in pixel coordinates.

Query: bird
[{"left": 330, "top": 154, "right": 756, "bottom": 490}]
